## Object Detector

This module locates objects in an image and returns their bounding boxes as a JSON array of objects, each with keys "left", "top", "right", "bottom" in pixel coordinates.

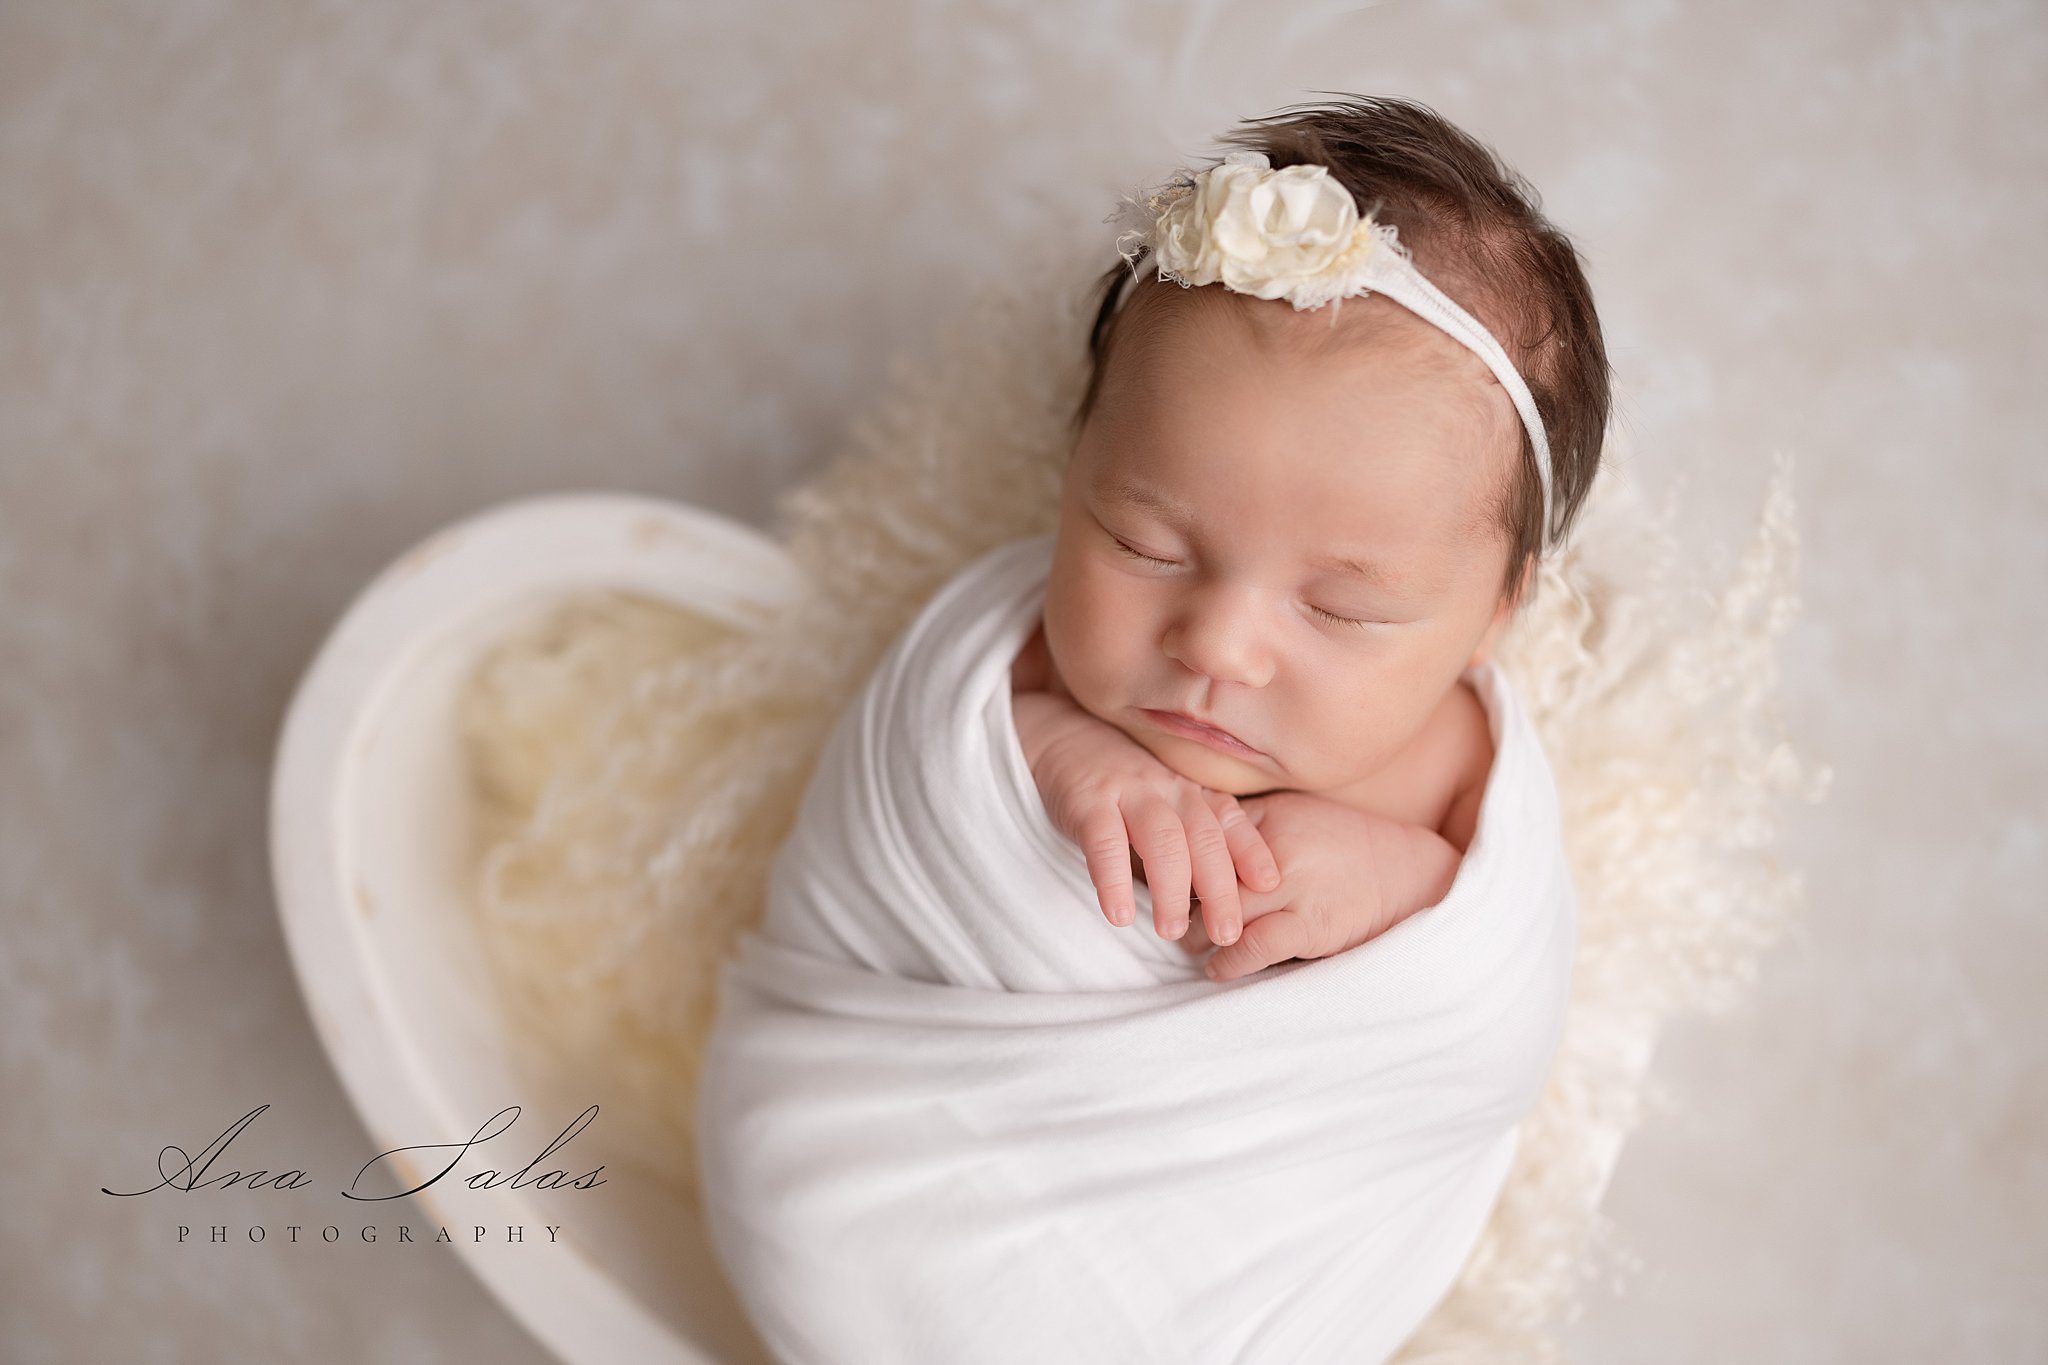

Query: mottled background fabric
[{"left": 3, "top": 2, "right": 2041, "bottom": 1361}]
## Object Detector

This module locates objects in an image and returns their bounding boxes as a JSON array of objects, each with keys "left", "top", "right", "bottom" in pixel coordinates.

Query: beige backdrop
[{"left": 4, "top": 1, "right": 2042, "bottom": 1361}]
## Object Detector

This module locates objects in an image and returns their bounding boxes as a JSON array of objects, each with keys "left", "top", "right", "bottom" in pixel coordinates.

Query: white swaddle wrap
[{"left": 695, "top": 532, "right": 1578, "bottom": 1364}]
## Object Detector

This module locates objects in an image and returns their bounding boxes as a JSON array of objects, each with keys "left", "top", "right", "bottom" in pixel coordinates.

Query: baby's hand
[
  {"left": 1013, "top": 690, "right": 1281, "bottom": 944},
  {"left": 1196, "top": 790, "right": 1462, "bottom": 982}
]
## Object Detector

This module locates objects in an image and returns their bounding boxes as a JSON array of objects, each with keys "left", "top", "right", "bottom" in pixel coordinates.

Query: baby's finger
[
  {"left": 1204, "top": 790, "right": 1281, "bottom": 893},
  {"left": 1078, "top": 806, "right": 1137, "bottom": 927},
  {"left": 1180, "top": 794, "right": 1243, "bottom": 948},
  {"left": 1205, "top": 908, "right": 1313, "bottom": 982},
  {"left": 1176, "top": 912, "right": 1213, "bottom": 956},
  {"left": 1126, "top": 794, "right": 1193, "bottom": 939}
]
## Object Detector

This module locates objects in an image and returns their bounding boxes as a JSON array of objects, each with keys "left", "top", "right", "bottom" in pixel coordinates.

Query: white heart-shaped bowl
[{"left": 268, "top": 492, "right": 804, "bottom": 1365}]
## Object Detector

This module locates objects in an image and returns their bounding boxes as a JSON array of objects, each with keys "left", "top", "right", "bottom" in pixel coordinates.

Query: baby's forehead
[
  {"left": 1135, "top": 282, "right": 1509, "bottom": 427},
  {"left": 1281, "top": 292, "right": 1498, "bottom": 391},
  {"left": 1104, "top": 285, "right": 1516, "bottom": 524},
  {"left": 1274, "top": 446, "right": 1502, "bottom": 555}
]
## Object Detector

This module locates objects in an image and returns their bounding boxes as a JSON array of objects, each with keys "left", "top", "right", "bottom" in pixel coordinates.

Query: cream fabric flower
[{"left": 1148, "top": 151, "right": 1364, "bottom": 301}]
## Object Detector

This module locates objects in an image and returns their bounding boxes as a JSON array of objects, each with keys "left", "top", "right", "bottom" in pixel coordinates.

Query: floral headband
[{"left": 1107, "top": 149, "right": 1553, "bottom": 533}]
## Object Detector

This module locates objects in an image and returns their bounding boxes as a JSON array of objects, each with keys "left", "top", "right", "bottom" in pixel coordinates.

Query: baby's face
[{"left": 1042, "top": 284, "right": 1523, "bottom": 800}]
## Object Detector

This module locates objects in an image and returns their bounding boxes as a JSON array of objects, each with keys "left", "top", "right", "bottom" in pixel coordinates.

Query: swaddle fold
[{"left": 695, "top": 531, "right": 1577, "bottom": 1365}]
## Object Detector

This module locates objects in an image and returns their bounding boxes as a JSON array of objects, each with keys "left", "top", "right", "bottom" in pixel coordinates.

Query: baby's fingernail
[
  {"left": 1111, "top": 903, "right": 1133, "bottom": 926},
  {"left": 1205, "top": 961, "right": 1223, "bottom": 979},
  {"left": 1216, "top": 925, "right": 1238, "bottom": 946}
]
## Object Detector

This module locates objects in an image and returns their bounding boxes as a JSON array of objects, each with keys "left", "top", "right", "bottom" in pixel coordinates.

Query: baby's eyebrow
[
  {"left": 1309, "top": 550, "right": 1422, "bottom": 592},
  {"left": 1095, "top": 476, "right": 1427, "bottom": 594},
  {"left": 1095, "top": 478, "right": 1195, "bottom": 522}
]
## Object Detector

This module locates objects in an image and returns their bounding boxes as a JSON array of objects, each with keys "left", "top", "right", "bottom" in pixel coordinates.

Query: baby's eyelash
[
  {"left": 1109, "top": 536, "right": 1177, "bottom": 568},
  {"left": 1309, "top": 604, "right": 1381, "bottom": 631},
  {"left": 1112, "top": 535, "right": 1384, "bottom": 631}
]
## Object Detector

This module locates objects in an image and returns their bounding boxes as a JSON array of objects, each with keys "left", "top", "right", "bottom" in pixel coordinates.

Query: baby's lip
[{"left": 1140, "top": 707, "right": 1264, "bottom": 758}]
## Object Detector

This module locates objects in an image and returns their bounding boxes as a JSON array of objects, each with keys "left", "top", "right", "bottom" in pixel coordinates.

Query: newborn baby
[
  {"left": 697, "top": 98, "right": 1607, "bottom": 1365},
  {"left": 1008, "top": 148, "right": 1604, "bottom": 979}
]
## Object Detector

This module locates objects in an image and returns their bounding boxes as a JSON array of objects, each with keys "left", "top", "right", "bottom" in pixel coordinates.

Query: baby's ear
[
  {"left": 1500, "top": 553, "right": 1539, "bottom": 632},
  {"left": 1505, "top": 550, "right": 1537, "bottom": 611},
  {"left": 1468, "top": 564, "right": 1527, "bottom": 668}
]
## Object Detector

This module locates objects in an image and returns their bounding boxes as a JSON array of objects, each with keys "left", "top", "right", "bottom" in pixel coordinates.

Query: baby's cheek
[
  {"left": 1045, "top": 595, "right": 1127, "bottom": 708},
  {"left": 1060, "top": 644, "right": 1124, "bottom": 720}
]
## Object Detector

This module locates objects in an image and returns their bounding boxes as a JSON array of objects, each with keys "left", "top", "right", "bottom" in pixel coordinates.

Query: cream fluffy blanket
[
  {"left": 462, "top": 246, "right": 1826, "bottom": 1361},
  {"left": 693, "top": 530, "right": 1579, "bottom": 1362}
]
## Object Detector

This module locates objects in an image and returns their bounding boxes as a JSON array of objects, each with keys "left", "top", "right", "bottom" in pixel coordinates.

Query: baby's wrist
[
  {"left": 1011, "top": 689, "right": 1093, "bottom": 769},
  {"left": 1385, "top": 822, "right": 1461, "bottom": 920}
]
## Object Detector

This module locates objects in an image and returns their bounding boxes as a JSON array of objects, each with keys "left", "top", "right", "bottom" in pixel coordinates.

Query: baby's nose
[{"left": 1162, "top": 588, "right": 1273, "bottom": 688}]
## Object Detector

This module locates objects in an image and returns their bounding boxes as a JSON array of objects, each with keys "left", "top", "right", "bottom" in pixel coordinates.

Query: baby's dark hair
[{"left": 1073, "top": 94, "right": 1612, "bottom": 606}]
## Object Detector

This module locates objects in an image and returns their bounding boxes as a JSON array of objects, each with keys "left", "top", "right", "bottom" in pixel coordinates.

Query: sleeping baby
[
  {"left": 697, "top": 94, "right": 1608, "bottom": 1364},
  {"left": 1009, "top": 102, "right": 1609, "bottom": 982}
]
